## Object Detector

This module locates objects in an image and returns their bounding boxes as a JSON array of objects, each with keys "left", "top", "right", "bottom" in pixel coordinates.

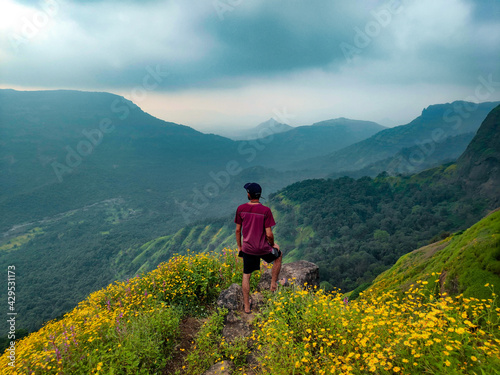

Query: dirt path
[{"left": 163, "top": 317, "right": 202, "bottom": 375}]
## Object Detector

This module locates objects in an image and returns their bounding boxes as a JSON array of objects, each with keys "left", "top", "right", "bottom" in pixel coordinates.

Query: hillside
[
  {"left": 0, "top": 88, "right": 238, "bottom": 231},
  {"left": 111, "top": 217, "right": 235, "bottom": 279},
  {"left": 331, "top": 132, "right": 476, "bottom": 179},
  {"left": 1, "top": 232, "right": 498, "bottom": 374},
  {"left": 364, "top": 208, "right": 500, "bottom": 302},
  {"left": 456, "top": 104, "right": 500, "bottom": 205},
  {"left": 299, "top": 101, "right": 500, "bottom": 174}
]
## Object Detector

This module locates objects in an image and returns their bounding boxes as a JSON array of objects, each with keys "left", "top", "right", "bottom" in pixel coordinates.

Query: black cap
[{"left": 244, "top": 182, "right": 262, "bottom": 199}]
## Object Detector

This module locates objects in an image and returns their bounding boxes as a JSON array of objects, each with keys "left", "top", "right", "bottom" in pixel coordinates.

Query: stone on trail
[
  {"left": 202, "top": 360, "right": 235, "bottom": 375},
  {"left": 216, "top": 283, "right": 243, "bottom": 311},
  {"left": 258, "top": 260, "right": 319, "bottom": 291},
  {"left": 222, "top": 318, "right": 252, "bottom": 344}
]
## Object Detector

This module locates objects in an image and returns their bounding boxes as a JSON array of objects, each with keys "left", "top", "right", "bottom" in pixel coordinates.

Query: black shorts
[{"left": 239, "top": 249, "right": 282, "bottom": 274}]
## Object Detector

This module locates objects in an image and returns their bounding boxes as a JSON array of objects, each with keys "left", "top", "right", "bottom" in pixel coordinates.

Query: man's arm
[
  {"left": 265, "top": 227, "right": 275, "bottom": 247},
  {"left": 235, "top": 223, "right": 242, "bottom": 251}
]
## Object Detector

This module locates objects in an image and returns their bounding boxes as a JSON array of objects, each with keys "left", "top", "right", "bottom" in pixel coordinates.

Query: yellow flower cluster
[
  {"left": 254, "top": 283, "right": 500, "bottom": 374},
  {"left": 0, "top": 249, "right": 243, "bottom": 374}
]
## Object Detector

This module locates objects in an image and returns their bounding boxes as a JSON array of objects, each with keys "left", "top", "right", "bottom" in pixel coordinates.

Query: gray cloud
[{"left": 1, "top": 0, "right": 499, "bottom": 128}]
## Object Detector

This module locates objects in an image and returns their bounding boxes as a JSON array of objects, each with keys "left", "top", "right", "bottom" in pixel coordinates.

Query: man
[{"left": 235, "top": 182, "right": 282, "bottom": 314}]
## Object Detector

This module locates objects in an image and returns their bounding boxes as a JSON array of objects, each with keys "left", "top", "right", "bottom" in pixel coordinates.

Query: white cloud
[{"left": 390, "top": 0, "right": 472, "bottom": 50}]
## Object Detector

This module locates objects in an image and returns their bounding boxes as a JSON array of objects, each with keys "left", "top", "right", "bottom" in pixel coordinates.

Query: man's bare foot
[{"left": 244, "top": 298, "right": 252, "bottom": 314}]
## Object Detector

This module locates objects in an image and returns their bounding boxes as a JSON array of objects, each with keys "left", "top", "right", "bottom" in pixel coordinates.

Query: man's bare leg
[
  {"left": 270, "top": 254, "right": 282, "bottom": 292},
  {"left": 242, "top": 273, "right": 252, "bottom": 313}
]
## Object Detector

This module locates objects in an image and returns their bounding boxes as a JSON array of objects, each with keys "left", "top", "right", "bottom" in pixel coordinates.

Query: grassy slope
[
  {"left": 365, "top": 208, "right": 500, "bottom": 302},
  {"left": 113, "top": 222, "right": 235, "bottom": 278}
]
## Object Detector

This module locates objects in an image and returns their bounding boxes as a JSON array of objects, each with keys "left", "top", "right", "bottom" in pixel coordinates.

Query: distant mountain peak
[
  {"left": 228, "top": 118, "right": 292, "bottom": 140},
  {"left": 255, "top": 118, "right": 293, "bottom": 132},
  {"left": 311, "top": 117, "right": 385, "bottom": 129}
]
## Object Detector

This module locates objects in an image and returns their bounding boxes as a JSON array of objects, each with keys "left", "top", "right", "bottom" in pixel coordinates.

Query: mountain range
[
  {"left": 0, "top": 89, "right": 387, "bottom": 232},
  {"left": 297, "top": 101, "right": 499, "bottom": 174},
  {"left": 0, "top": 88, "right": 498, "bottom": 337}
]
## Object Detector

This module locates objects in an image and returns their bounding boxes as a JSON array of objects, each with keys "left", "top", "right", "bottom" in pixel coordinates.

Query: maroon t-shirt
[{"left": 234, "top": 203, "right": 276, "bottom": 256}]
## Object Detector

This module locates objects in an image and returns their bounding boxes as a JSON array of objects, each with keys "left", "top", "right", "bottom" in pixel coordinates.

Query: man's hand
[
  {"left": 273, "top": 243, "right": 280, "bottom": 251},
  {"left": 265, "top": 227, "right": 274, "bottom": 247},
  {"left": 235, "top": 223, "right": 242, "bottom": 252}
]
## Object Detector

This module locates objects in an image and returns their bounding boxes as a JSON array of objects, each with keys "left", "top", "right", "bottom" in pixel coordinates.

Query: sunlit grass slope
[
  {"left": 365, "top": 208, "right": 500, "bottom": 302},
  {"left": 113, "top": 222, "right": 235, "bottom": 279}
]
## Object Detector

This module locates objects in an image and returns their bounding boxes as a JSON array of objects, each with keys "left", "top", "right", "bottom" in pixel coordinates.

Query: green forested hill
[
  {"left": 269, "top": 170, "right": 490, "bottom": 291},
  {"left": 0, "top": 89, "right": 238, "bottom": 231},
  {"left": 365, "top": 208, "right": 500, "bottom": 303},
  {"left": 457, "top": 102, "right": 500, "bottom": 206}
]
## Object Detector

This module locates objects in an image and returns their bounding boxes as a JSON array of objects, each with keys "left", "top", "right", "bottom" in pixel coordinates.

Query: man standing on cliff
[{"left": 235, "top": 182, "right": 282, "bottom": 314}]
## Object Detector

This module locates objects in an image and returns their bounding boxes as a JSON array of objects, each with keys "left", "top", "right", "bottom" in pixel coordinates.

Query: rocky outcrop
[
  {"left": 258, "top": 260, "right": 320, "bottom": 291},
  {"left": 216, "top": 283, "right": 243, "bottom": 311},
  {"left": 222, "top": 310, "right": 252, "bottom": 344},
  {"left": 208, "top": 261, "right": 319, "bottom": 374}
]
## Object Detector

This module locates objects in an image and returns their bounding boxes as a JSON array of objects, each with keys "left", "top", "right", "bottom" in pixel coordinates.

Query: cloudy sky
[{"left": 1, "top": 0, "right": 499, "bottom": 132}]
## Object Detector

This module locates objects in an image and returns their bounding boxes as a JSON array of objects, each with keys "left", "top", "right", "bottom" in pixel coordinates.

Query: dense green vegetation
[{"left": 271, "top": 169, "right": 490, "bottom": 291}]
